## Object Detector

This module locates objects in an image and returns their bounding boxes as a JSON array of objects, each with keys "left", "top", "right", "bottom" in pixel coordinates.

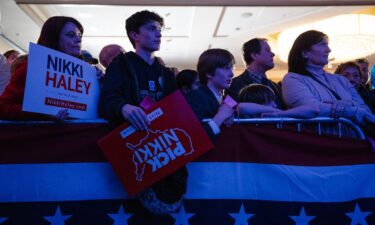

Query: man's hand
[
  {"left": 212, "top": 104, "right": 234, "bottom": 127},
  {"left": 121, "top": 104, "right": 150, "bottom": 130}
]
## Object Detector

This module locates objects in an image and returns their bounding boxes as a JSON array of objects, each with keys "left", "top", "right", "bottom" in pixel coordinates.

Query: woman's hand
[{"left": 54, "top": 109, "right": 69, "bottom": 121}]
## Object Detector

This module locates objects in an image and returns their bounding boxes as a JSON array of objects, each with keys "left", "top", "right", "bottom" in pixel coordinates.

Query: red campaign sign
[{"left": 98, "top": 91, "right": 214, "bottom": 196}]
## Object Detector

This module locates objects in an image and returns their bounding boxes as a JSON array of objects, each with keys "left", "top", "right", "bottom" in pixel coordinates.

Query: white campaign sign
[{"left": 23, "top": 43, "right": 99, "bottom": 119}]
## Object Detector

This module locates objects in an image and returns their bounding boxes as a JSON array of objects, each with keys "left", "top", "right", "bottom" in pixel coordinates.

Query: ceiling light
[
  {"left": 241, "top": 12, "right": 253, "bottom": 18},
  {"left": 277, "top": 14, "right": 375, "bottom": 64}
]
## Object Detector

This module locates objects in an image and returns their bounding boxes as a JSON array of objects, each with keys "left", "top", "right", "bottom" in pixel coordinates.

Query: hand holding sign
[
  {"left": 212, "top": 96, "right": 237, "bottom": 128},
  {"left": 23, "top": 43, "right": 99, "bottom": 119},
  {"left": 54, "top": 108, "right": 69, "bottom": 120},
  {"left": 99, "top": 91, "right": 213, "bottom": 196},
  {"left": 121, "top": 104, "right": 150, "bottom": 130}
]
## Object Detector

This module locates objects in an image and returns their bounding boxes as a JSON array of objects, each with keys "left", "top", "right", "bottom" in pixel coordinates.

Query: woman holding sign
[{"left": 0, "top": 16, "right": 93, "bottom": 120}]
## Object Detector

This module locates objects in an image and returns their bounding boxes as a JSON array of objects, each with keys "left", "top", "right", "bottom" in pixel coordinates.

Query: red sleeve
[{"left": 0, "top": 61, "right": 50, "bottom": 120}]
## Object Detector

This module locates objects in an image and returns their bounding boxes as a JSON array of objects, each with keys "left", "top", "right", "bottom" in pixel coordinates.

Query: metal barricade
[
  {"left": 203, "top": 117, "right": 366, "bottom": 140},
  {"left": 0, "top": 117, "right": 366, "bottom": 140}
]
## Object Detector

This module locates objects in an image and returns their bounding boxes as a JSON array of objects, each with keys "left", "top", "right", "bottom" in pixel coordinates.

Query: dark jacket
[
  {"left": 186, "top": 85, "right": 221, "bottom": 141},
  {"left": 358, "top": 84, "right": 375, "bottom": 114},
  {"left": 98, "top": 51, "right": 186, "bottom": 206},
  {"left": 0, "top": 60, "right": 53, "bottom": 120},
  {"left": 226, "top": 70, "right": 285, "bottom": 109},
  {"left": 99, "top": 52, "right": 177, "bottom": 122}
]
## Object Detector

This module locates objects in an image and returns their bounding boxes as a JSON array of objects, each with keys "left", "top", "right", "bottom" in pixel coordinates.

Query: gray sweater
[{"left": 282, "top": 68, "right": 371, "bottom": 125}]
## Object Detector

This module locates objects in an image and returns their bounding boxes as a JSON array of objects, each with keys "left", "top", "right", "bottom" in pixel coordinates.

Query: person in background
[
  {"left": 0, "top": 16, "right": 92, "bottom": 120},
  {"left": 81, "top": 49, "right": 99, "bottom": 65},
  {"left": 81, "top": 50, "right": 105, "bottom": 80},
  {"left": 356, "top": 58, "right": 370, "bottom": 88},
  {"left": 9, "top": 54, "right": 28, "bottom": 75},
  {"left": 227, "top": 38, "right": 284, "bottom": 108},
  {"left": 282, "top": 30, "right": 375, "bottom": 130},
  {"left": 156, "top": 56, "right": 179, "bottom": 76},
  {"left": 237, "top": 84, "right": 319, "bottom": 118},
  {"left": 98, "top": 44, "right": 125, "bottom": 69},
  {"left": 0, "top": 54, "right": 10, "bottom": 95},
  {"left": 335, "top": 62, "right": 375, "bottom": 113},
  {"left": 176, "top": 69, "right": 200, "bottom": 95},
  {"left": 4, "top": 50, "right": 20, "bottom": 65}
]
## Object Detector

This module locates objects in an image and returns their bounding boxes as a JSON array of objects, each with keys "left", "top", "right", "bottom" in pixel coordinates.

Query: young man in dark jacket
[{"left": 99, "top": 10, "right": 186, "bottom": 215}]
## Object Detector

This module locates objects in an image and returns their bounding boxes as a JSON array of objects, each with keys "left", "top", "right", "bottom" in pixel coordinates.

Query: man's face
[
  {"left": 132, "top": 21, "right": 162, "bottom": 52},
  {"left": 209, "top": 64, "right": 234, "bottom": 90},
  {"left": 252, "top": 41, "right": 275, "bottom": 71}
]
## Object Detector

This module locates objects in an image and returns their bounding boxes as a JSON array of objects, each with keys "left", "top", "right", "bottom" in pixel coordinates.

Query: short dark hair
[
  {"left": 197, "top": 48, "right": 235, "bottom": 85},
  {"left": 238, "top": 84, "right": 275, "bottom": 105},
  {"left": 4, "top": 50, "right": 19, "bottom": 59},
  {"left": 242, "top": 38, "right": 267, "bottom": 65},
  {"left": 355, "top": 58, "right": 369, "bottom": 66},
  {"left": 176, "top": 69, "right": 198, "bottom": 89},
  {"left": 125, "top": 10, "right": 164, "bottom": 48},
  {"left": 288, "top": 30, "right": 328, "bottom": 75},
  {"left": 335, "top": 62, "right": 363, "bottom": 79},
  {"left": 37, "top": 16, "right": 83, "bottom": 52}
]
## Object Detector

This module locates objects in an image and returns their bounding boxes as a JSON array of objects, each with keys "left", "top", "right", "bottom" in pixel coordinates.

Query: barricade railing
[
  {"left": 203, "top": 117, "right": 366, "bottom": 140},
  {"left": 0, "top": 117, "right": 366, "bottom": 140}
]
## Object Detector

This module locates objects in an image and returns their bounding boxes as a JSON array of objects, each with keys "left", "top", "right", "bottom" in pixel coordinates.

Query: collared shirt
[
  {"left": 246, "top": 69, "right": 284, "bottom": 109},
  {"left": 206, "top": 86, "right": 224, "bottom": 135},
  {"left": 247, "top": 70, "right": 265, "bottom": 84},
  {"left": 207, "top": 86, "right": 223, "bottom": 104}
]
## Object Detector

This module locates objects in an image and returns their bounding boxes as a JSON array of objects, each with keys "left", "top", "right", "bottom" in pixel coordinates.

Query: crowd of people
[
  {"left": 1, "top": 11, "right": 374, "bottom": 129},
  {"left": 1, "top": 10, "right": 375, "bottom": 214}
]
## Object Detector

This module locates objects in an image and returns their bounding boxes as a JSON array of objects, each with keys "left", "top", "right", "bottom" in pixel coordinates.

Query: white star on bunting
[
  {"left": 44, "top": 206, "right": 71, "bottom": 225},
  {"left": 229, "top": 203, "right": 254, "bottom": 225},
  {"left": 108, "top": 204, "right": 133, "bottom": 225},
  {"left": 170, "top": 205, "right": 195, "bottom": 225},
  {"left": 289, "top": 207, "right": 315, "bottom": 225},
  {"left": 346, "top": 203, "right": 372, "bottom": 225}
]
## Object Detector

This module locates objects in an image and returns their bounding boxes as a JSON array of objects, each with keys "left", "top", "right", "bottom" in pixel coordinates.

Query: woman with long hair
[
  {"left": 0, "top": 16, "right": 89, "bottom": 120},
  {"left": 282, "top": 30, "right": 375, "bottom": 131}
]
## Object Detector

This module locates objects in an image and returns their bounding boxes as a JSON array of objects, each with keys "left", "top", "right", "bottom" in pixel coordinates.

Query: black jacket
[
  {"left": 99, "top": 52, "right": 177, "bottom": 122},
  {"left": 98, "top": 51, "right": 186, "bottom": 206},
  {"left": 186, "top": 85, "right": 221, "bottom": 141}
]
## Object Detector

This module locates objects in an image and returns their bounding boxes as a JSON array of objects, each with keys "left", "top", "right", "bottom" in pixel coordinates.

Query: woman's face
[
  {"left": 59, "top": 22, "right": 82, "bottom": 57},
  {"left": 304, "top": 39, "right": 331, "bottom": 67},
  {"left": 340, "top": 66, "right": 362, "bottom": 88}
]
